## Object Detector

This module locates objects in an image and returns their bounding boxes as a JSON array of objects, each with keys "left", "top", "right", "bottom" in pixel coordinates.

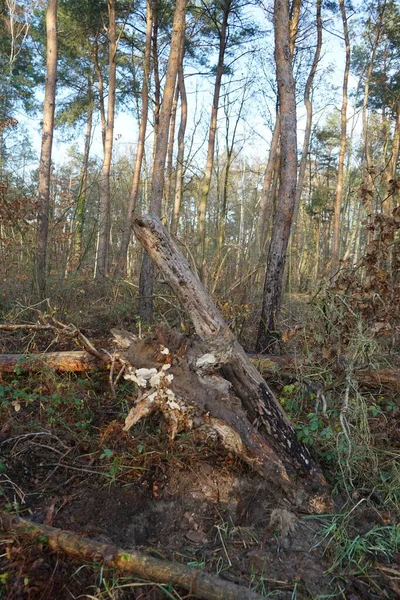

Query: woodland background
[{"left": 0, "top": 0, "right": 398, "bottom": 336}]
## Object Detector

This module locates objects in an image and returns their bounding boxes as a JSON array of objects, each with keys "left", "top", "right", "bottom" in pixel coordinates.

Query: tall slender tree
[
  {"left": 331, "top": 0, "right": 350, "bottom": 274},
  {"left": 256, "top": 0, "right": 297, "bottom": 352},
  {"left": 36, "top": 0, "right": 58, "bottom": 297},
  {"left": 138, "top": 0, "right": 187, "bottom": 322},
  {"left": 119, "top": 0, "right": 153, "bottom": 274},
  {"left": 95, "top": 0, "right": 118, "bottom": 279},
  {"left": 197, "top": 0, "right": 232, "bottom": 282}
]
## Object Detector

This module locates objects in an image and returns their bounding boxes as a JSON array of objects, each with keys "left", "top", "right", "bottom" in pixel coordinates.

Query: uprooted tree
[
  {"left": 0, "top": 215, "right": 331, "bottom": 513},
  {"left": 128, "top": 214, "right": 330, "bottom": 512}
]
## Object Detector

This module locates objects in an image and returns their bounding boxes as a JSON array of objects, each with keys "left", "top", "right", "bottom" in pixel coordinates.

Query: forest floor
[{"left": 0, "top": 292, "right": 399, "bottom": 600}]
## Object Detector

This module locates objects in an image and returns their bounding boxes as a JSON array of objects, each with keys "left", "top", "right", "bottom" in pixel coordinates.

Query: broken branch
[{"left": 0, "top": 513, "right": 264, "bottom": 600}]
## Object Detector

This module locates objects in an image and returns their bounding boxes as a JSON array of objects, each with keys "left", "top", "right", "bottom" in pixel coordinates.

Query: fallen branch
[
  {"left": 0, "top": 351, "right": 107, "bottom": 373},
  {"left": 0, "top": 513, "right": 264, "bottom": 600},
  {"left": 0, "top": 320, "right": 105, "bottom": 361}
]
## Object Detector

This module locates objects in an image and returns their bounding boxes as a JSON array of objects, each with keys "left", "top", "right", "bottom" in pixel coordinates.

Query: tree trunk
[
  {"left": 138, "top": 0, "right": 187, "bottom": 322},
  {"left": 257, "top": 114, "right": 280, "bottom": 257},
  {"left": 119, "top": 0, "right": 153, "bottom": 274},
  {"left": 293, "top": 0, "right": 322, "bottom": 222},
  {"left": 35, "top": 0, "right": 57, "bottom": 297},
  {"left": 171, "top": 38, "right": 187, "bottom": 236},
  {"left": 197, "top": 0, "right": 230, "bottom": 283},
  {"left": 73, "top": 80, "right": 93, "bottom": 271},
  {"left": 164, "top": 81, "right": 179, "bottom": 220},
  {"left": 96, "top": 0, "right": 117, "bottom": 279},
  {"left": 331, "top": 0, "right": 350, "bottom": 275},
  {"left": 361, "top": 4, "right": 385, "bottom": 223},
  {"left": 93, "top": 35, "right": 106, "bottom": 152},
  {"left": 256, "top": 0, "right": 297, "bottom": 353},
  {"left": 133, "top": 214, "right": 330, "bottom": 510}
]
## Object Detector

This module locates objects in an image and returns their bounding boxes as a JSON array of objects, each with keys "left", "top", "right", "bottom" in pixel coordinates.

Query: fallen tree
[
  {"left": 131, "top": 215, "right": 331, "bottom": 511},
  {"left": 0, "top": 512, "right": 264, "bottom": 600},
  {"left": 0, "top": 350, "right": 398, "bottom": 391}
]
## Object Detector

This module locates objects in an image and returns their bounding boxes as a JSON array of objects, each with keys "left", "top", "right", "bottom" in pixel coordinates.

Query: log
[
  {"left": 133, "top": 214, "right": 329, "bottom": 510},
  {"left": 1, "top": 351, "right": 398, "bottom": 391},
  {"left": 0, "top": 513, "right": 264, "bottom": 600},
  {"left": 0, "top": 351, "right": 107, "bottom": 373}
]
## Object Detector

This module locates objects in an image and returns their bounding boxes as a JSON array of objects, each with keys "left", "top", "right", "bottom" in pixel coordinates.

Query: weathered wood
[
  {"left": 133, "top": 214, "right": 329, "bottom": 509},
  {"left": 1, "top": 350, "right": 395, "bottom": 391},
  {"left": 0, "top": 351, "right": 107, "bottom": 373},
  {"left": 0, "top": 512, "right": 264, "bottom": 600}
]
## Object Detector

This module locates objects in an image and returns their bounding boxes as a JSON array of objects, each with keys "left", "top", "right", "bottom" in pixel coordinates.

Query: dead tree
[{"left": 133, "top": 214, "right": 330, "bottom": 512}]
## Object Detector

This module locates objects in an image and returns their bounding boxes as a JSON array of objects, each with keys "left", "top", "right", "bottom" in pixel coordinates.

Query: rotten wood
[
  {"left": 0, "top": 512, "right": 264, "bottom": 600},
  {"left": 133, "top": 214, "right": 329, "bottom": 509},
  {"left": 0, "top": 351, "right": 107, "bottom": 373},
  {"left": 0, "top": 350, "right": 396, "bottom": 391}
]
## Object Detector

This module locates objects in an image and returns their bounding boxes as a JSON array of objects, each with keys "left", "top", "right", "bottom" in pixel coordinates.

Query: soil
[{"left": 0, "top": 326, "right": 398, "bottom": 599}]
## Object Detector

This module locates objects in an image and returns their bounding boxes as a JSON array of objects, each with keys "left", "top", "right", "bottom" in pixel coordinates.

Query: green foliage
[{"left": 316, "top": 513, "right": 400, "bottom": 574}]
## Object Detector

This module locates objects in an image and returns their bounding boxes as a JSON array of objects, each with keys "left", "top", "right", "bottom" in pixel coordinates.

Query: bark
[
  {"left": 152, "top": 4, "right": 160, "bottom": 159},
  {"left": 257, "top": 115, "right": 280, "bottom": 256},
  {"left": 93, "top": 35, "right": 106, "bottom": 151},
  {"left": 119, "top": 0, "right": 153, "bottom": 274},
  {"left": 293, "top": 0, "right": 322, "bottom": 222},
  {"left": 138, "top": 0, "right": 187, "bottom": 322},
  {"left": 0, "top": 513, "right": 265, "bottom": 600},
  {"left": 256, "top": 0, "right": 298, "bottom": 353},
  {"left": 331, "top": 0, "right": 350, "bottom": 274},
  {"left": 73, "top": 80, "right": 93, "bottom": 270},
  {"left": 133, "top": 215, "right": 329, "bottom": 509},
  {"left": 198, "top": 0, "right": 231, "bottom": 283},
  {"left": 96, "top": 0, "right": 117, "bottom": 279},
  {"left": 171, "top": 38, "right": 187, "bottom": 236},
  {"left": 0, "top": 351, "right": 106, "bottom": 373},
  {"left": 164, "top": 81, "right": 179, "bottom": 218},
  {"left": 361, "top": 4, "right": 385, "bottom": 219},
  {"left": 35, "top": 0, "right": 57, "bottom": 297}
]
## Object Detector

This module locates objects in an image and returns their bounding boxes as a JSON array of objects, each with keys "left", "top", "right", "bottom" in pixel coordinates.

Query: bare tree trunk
[
  {"left": 331, "top": 0, "right": 350, "bottom": 275},
  {"left": 293, "top": 0, "right": 322, "bottom": 221},
  {"left": 257, "top": 114, "right": 280, "bottom": 256},
  {"left": 35, "top": 0, "right": 58, "bottom": 297},
  {"left": 93, "top": 35, "right": 106, "bottom": 152},
  {"left": 198, "top": 0, "right": 231, "bottom": 283},
  {"left": 152, "top": 4, "right": 160, "bottom": 159},
  {"left": 171, "top": 37, "right": 187, "bottom": 236},
  {"left": 362, "top": 4, "right": 385, "bottom": 223},
  {"left": 96, "top": 0, "right": 117, "bottom": 279},
  {"left": 256, "top": 0, "right": 297, "bottom": 353},
  {"left": 139, "top": 0, "right": 187, "bottom": 322},
  {"left": 73, "top": 80, "right": 93, "bottom": 271},
  {"left": 119, "top": 0, "right": 153, "bottom": 273},
  {"left": 164, "top": 82, "right": 179, "bottom": 220}
]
